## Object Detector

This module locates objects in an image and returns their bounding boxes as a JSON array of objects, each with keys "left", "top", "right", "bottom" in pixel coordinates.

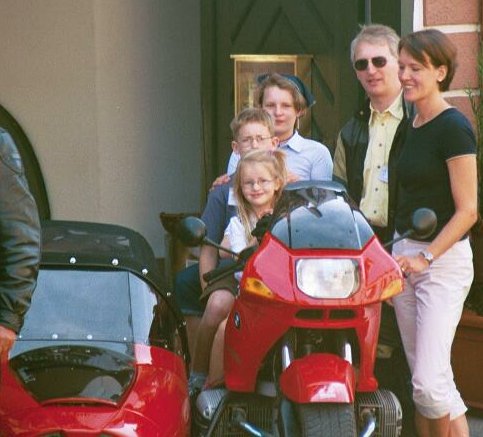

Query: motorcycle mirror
[
  {"left": 383, "top": 208, "right": 437, "bottom": 248},
  {"left": 410, "top": 208, "right": 437, "bottom": 240},
  {"left": 177, "top": 217, "right": 207, "bottom": 247},
  {"left": 176, "top": 216, "right": 241, "bottom": 258}
]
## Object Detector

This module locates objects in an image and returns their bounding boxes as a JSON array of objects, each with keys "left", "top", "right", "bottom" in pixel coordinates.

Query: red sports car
[{"left": 0, "top": 220, "right": 190, "bottom": 436}]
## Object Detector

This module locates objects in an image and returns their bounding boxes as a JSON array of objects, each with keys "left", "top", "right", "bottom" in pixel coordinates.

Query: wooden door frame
[{"left": 200, "top": 0, "right": 409, "bottom": 194}]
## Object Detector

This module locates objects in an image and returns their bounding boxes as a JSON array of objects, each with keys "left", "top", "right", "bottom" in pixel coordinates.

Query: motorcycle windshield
[
  {"left": 270, "top": 181, "right": 374, "bottom": 250},
  {"left": 9, "top": 269, "right": 168, "bottom": 403}
]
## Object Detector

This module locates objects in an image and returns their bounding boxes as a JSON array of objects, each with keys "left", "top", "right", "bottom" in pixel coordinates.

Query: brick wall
[{"left": 418, "top": 0, "right": 481, "bottom": 125}]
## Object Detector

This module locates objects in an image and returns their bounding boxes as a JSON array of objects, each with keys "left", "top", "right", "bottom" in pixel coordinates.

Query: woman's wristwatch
[{"left": 419, "top": 249, "right": 434, "bottom": 265}]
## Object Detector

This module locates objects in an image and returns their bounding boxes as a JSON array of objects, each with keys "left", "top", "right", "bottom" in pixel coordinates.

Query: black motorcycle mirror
[
  {"left": 384, "top": 208, "right": 437, "bottom": 248},
  {"left": 177, "top": 216, "right": 257, "bottom": 284},
  {"left": 177, "top": 216, "right": 207, "bottom": 247},
  {"left": 177, "top": 216, "right": 239, "bottom": 258}
]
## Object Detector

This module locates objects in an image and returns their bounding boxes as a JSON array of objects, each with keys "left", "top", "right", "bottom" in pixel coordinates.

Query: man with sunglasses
[
  {"left": 334, "top": 24, "right": 413, "bottom": 244},
  {"left": 333, "top": 24, "right": 415, "bottom": 436}
]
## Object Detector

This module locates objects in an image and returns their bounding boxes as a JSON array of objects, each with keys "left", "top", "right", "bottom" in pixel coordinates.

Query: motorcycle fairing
[
  {"left": 247, "top": 234, "right": 401, "bottom": 306},
  {"left": 270, "top": 181, "right": 374, "bottom": 251},
  {"left": 279, "top": 353, "right": 356, "bottom": 403},
  {"left": 224, "top": 182, "right": 401, "bottom": 394},
  {"left": 224, "top": 293, "right": 380, "bottom": 394}
]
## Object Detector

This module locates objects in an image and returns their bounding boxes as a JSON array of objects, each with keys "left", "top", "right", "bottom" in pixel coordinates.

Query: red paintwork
[
  {"left": 225, "top": 233, "right": 402, "bottom": 398},
  {"left": 280, "top": 354, "right": 356, "bottom": 403},
  {"left": 0, "top": 344, "right": 190, "bottom": 436}
]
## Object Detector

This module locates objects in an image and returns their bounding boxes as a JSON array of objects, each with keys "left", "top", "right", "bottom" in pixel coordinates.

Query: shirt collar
[
  {"left": 279, "top": 130, "right": 303, "bottom": 152},
  {"left": 369, "top": 91, "right": 404, "bottom": 125}
]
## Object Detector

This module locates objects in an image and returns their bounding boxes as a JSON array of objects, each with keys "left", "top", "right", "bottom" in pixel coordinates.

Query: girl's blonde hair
[{"left": 233, "top": 149, "right": 287, "bottom": 243}]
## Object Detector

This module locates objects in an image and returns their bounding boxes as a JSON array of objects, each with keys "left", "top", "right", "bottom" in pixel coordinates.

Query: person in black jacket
[
  {"left": 334, "top": 24, "right": 414, "bottom": 243},
  {"left": 0, "top": 127, "right": 41, "bottom": 359},
  {"left": 333, "top": 24, "right": 415, "bottom": 436}
]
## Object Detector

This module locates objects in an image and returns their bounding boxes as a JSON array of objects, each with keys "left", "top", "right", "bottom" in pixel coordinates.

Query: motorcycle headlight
[{"left": 296, "top": 258, "right": 359, "bottom": 299}]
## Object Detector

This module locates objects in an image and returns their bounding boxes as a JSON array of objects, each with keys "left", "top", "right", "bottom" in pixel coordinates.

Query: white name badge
[{"left": 379, "top": 166, "right": 389, "bottom": 184}]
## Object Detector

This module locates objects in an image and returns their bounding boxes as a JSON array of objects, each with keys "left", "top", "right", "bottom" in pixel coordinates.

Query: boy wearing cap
[{"left": 226, "top": 73, "right": 332, "bottom": 181}]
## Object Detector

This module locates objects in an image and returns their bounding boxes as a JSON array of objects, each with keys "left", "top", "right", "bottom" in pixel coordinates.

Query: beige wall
[{"left": 0, "top": 0, "right": 202, "bottom": 256}]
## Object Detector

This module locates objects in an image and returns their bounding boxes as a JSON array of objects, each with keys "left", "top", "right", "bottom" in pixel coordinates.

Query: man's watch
[{"left": 419, "top": 249, "right": 434, "bottom": 265}]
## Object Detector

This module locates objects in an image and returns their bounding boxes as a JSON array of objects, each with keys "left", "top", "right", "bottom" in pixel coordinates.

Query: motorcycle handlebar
[
  {"left": 203, "top": 261, "right": 241, "bottom": 284},
  {"left": 202, "top": 246, "right": 257, "bottom": 284}
]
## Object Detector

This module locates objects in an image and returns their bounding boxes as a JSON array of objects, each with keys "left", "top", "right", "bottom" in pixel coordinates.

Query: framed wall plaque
[
  {"left": 231, "top": 54, "right": 313, "bottom": 113},
  {"left": 231, "top": 54, "right": 313, "bottom": 134}
]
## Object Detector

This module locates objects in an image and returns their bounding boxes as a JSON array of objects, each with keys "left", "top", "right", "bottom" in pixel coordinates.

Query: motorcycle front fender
[{"left": 279, "top": 353, "right": 356, "bottom": 403}]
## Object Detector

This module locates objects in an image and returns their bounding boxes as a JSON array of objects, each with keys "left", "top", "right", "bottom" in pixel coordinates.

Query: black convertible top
[{"left": 40, "top": 219, "right": 166, "bottom": 293}]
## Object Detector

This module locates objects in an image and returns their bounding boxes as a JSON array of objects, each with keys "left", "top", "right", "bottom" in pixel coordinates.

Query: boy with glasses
[
  {"left": 333, "top": 24, "right": 415, "bottom": 436},
  {"left": 173, "top": 108, "right": 279, "bottom": 392}
]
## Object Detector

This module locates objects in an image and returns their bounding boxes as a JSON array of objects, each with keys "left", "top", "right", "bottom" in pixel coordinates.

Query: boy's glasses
[
  {"left": 354, "top": 56, "right": 387, "bottom": 71},
  {"left": 237, "top": 135, "right": 272, "bottom": 148},
  {"left": 242, "top": 179, "right": 274, "bottom": 190}
]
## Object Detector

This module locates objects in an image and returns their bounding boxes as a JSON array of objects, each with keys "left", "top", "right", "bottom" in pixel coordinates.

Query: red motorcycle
[{"left": 180, "top": 181, "right": 436, "bottom": 437}]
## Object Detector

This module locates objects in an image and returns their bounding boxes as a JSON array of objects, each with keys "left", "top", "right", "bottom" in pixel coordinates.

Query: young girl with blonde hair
[
  {"left": 189, "top": 149, "right": 287, "bottom": 395},
  {"left": 226, "top": 148, "right": 287, "bottom": 253}
]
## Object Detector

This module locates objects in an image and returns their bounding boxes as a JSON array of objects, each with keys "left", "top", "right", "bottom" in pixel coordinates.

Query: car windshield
[
  {"left": 9, "top": 269, "right": 172, "bottom": 402},
  {"left": 270, "top": 182, "right": 374, "bottom": 250},
  {"left": 14, "top": 268, "right": 167, "bottom": 350},
  {"left": 18, "top": 269, "right": 134, "bottom": 343}
]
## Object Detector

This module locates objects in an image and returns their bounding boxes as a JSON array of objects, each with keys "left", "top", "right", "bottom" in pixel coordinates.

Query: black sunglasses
[{"left": 354, "top": 56, "right": 388, "bottom": 71}]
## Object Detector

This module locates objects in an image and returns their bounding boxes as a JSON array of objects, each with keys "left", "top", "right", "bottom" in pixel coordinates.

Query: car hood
[{"left": 0, "top": 344, "right": 190, "bottom": 436}]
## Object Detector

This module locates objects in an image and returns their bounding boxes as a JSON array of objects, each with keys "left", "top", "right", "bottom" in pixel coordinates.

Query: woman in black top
[{"left": 393, "top": 29, "right": 477, "bottom": 437}]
